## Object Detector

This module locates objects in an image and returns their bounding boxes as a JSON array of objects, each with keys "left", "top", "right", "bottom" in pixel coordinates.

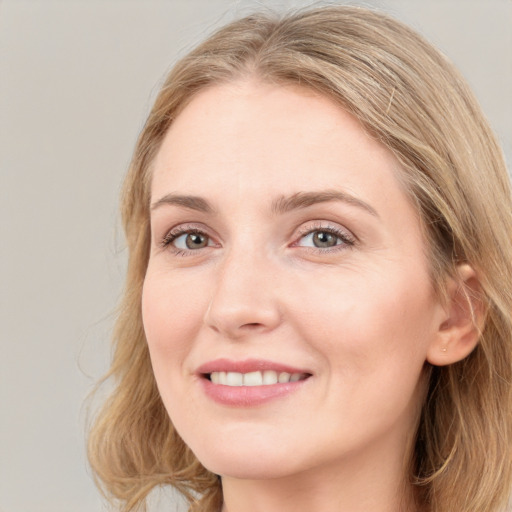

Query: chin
[
  {"left": 200, "top": 455, "right": 297, "bottom": 480},
  {"left": 188, "top": 437, "right": 304, "bottom": 480}
]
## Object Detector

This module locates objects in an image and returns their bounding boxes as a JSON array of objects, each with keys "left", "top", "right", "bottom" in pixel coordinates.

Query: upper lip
[{"left": 196, "top": 358, "right": 312, "bottom": 376}]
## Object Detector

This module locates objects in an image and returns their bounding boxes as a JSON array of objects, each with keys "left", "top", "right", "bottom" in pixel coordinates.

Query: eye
[
  {"left": 300, "top": 230, "right": 340, "bottom": 248},
  {"left": 295, "top": 225, "right": 355, "bottom": 250},
  {"left": 173, "top": 232, "right": 210, "bottom": 250},
  {"left": 161, "top": 227, "right": 215, "bottom": 253}
]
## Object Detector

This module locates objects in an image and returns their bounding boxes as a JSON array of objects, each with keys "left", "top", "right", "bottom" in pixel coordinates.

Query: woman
[{"left": 88, "top": 5, "right": 512, "bottom": 512}]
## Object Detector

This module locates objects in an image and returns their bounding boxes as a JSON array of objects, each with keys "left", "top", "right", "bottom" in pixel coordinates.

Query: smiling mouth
[
  {"left": 198, "top": 361, "right": 312, "bottom": 405},
  {"left": 206, "top": 370, "right": 310, "bottom": 386}
]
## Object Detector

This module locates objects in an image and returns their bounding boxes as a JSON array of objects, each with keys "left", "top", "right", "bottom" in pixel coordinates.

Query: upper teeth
[{"left": 209, "top": 370, "right": 304, "bottom": 386}]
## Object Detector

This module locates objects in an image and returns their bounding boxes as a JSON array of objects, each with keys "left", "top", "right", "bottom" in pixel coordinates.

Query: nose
[{"left": 204, "top": 247, "right": 282, "bottom": 339}]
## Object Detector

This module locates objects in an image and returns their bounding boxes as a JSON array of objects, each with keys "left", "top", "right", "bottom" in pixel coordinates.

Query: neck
[{"left": 220, "top": 438, "right": 418, "bottom": 512}]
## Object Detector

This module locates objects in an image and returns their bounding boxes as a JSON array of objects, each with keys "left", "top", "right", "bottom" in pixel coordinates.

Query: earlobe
[{"left": 427, "top": 264, "right": 486, "bottom": 367}]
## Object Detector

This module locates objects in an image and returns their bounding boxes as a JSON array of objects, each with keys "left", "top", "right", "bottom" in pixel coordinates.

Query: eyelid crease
[{"left": 294, "top": 220, "right": 357, "bottom": 242}]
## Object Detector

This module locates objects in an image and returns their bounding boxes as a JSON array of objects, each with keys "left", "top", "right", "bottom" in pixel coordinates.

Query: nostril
[{"left": 241, "top": 322, "right": 264, "bottom": 330}]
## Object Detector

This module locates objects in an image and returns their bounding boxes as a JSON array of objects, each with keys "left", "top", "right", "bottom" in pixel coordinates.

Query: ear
[{"left": 427, "top": 264, "right": 486, "bottom": 366}]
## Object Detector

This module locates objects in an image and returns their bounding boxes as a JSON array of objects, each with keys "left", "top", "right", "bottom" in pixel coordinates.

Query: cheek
[
  {"left": 141, "top": 270, "right": 211, "bottom": 433},
  {"left": 290, "top": 266, "right": 436, "bottom": 381},
  {"left": 141, "top": 270, "right": 205, "bottom": 373}
]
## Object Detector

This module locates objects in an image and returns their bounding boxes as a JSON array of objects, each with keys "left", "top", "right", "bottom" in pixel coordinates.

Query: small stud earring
[{"left": 441, "top": 346, "right": 448, "bottom": 352}]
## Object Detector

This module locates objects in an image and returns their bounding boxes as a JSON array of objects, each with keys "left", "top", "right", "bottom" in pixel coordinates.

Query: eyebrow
[
  {"left": 271, "top": 190, "right": 379, "bottom": 217},
  {"left": 150, "top": 189, "right": 378, "bottom": 218},
  {"left": 150, "top": 193, "right": 215, "bottom": 213}
]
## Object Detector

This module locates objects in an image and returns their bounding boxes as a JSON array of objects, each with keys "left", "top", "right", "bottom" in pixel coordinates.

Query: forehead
[{"left": 150, "top": 80, "right": 412, "bottom": 220}]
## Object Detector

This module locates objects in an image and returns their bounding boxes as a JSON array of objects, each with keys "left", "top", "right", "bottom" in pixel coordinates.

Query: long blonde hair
[{"left": 88, "top": 6, "right": 512, "bottom": 512}]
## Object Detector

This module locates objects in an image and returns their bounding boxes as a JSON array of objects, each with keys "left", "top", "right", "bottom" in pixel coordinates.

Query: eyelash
[
  {"left": 160, "top": 225, "right": 211, "bottom": 256},
  {"left": 293, "top": 223, "right": 356, "bottom": 252},
  {"left": 159, "top": 222, "right": 356, "bottom": 256}
]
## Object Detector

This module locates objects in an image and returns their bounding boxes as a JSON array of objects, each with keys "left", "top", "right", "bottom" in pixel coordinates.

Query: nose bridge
[{"left": 205, "top": 239, "right": 281, "bottom": 338}]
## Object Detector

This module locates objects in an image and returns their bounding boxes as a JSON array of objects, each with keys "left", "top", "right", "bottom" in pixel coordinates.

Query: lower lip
[{"left": 200, "top": 378, "right": 308, "bottom": 406}]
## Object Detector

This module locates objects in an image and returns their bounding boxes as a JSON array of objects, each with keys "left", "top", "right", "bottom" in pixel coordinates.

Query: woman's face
[{"left": 143, "top": 81, "right": 446, "bottom": 480}]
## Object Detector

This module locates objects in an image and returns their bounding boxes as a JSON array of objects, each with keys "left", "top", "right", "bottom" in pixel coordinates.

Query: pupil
[
  {"left": 313, "top": 231, "right": 337, "bottom": 248},
  {"left": 186, "top": 233, "right": 207, "bottom": 249}
]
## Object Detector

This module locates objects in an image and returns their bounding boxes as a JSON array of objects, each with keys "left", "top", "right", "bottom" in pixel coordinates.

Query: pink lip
[
  {"left": 196, "top": 358, "right": 309, "bottom": 375},
  {"left": 196, "top": 358, "right": 312, "bottom": 407}
]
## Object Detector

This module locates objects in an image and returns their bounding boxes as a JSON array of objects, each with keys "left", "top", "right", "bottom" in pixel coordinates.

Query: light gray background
[{"left": 1, "top": 1, "right": 510, "bottom": 511}]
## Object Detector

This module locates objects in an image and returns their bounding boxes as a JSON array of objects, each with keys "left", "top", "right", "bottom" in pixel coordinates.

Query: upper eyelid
[
  {"left": 294, "top": 220, "right": 356, "bottom": 239},
  {"left": 297, "top": 221, "right": 346, "bottom": 234},
  {"left": 161, "top": 222, "right": 211, "bottom": 237}
]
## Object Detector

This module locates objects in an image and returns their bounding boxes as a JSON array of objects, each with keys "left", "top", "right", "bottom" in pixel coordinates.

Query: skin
[{"left": 142, "top": 80, "right": 474, "bottom": 512}]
